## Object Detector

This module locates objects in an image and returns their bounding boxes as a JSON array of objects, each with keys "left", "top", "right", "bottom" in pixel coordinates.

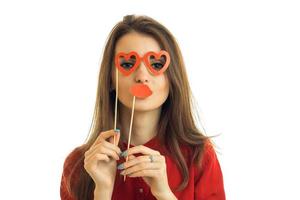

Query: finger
[
  {"left": 119, "top": 155, "right": 135, "bottom": 171},
  {"left": 121, "top": 162, "right": 160, "bottom": 176},
  {"left": 92, "top": 129, "right": 118, "bottom": 148},
  {"left": 84, "top": 153, "right": 110, "bottom": 167},
  {"left": 89, "top": 153, "right": 110, "bottom": 163},
  {"left": 128, "top": 155, "right": 135, "bottom": 160},
  {"left": 109, "top": 129, "right": 120, "bottom": 145},
  {"left": 86, "top": 144, "right": 120, "bottom": 161},
  {"left": 123, "top": 155, "right": 162, "bottom": 169},
  {"left": 123, "top": 155, "right": 135, "bottom": 165},
  {"left": 86, "top": 140, "right": 121, "bottom": 159},
  {"left": 121, "top": 145, "right": 160, "bottom": 157},
  {"left": 116, "top": 129, "right": 121, "bottom": 145},
  {"left": 123, "top": 153, "right": 135, "bottom": 165},
  {"left": 127, "top": 169, "right": 158, "bottom": 178},
  {"left": 100, "top": 140, "right": 121, "bottom": 155}
]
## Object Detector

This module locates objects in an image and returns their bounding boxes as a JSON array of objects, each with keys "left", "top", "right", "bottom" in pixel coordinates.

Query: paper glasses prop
[
  {"left": 115, "top": 50, "right": 170, "bottom": 76},
  {"left": 113, "top": 50, "right": 171, "bottom": 181}
]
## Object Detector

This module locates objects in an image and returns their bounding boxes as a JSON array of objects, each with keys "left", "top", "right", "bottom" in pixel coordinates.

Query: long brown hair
[{"left": 66, "top": 14, "right": 213, "bottom": 199}]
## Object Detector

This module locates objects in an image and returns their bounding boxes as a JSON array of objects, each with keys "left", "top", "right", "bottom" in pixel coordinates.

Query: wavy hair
[{"left": 66, "top": 14, "right": 214, "bottom": 199}]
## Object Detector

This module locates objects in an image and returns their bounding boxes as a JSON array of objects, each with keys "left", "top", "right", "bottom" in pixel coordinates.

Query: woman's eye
[
  {"left": 120, "top": 62, "right": 134, "bottom": 69},
  {"left": 151, "top": 62, "right": 163, "bottom": 70}
]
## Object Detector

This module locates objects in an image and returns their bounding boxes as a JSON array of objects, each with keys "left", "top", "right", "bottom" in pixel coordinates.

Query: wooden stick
[
  {"left": 124, "top": 95, "right": 136, "bottom": 181},
  {"left": 113, "top": 70, "right": 119, "bottom": 145}
]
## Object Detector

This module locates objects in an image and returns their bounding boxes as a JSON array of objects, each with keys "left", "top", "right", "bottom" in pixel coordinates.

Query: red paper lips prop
[
  {"left": 130, "top": 83, "right": 153, "bottom": 99},
  {"left": 115, "top": 50, "right": 170, "bottom": 76}
]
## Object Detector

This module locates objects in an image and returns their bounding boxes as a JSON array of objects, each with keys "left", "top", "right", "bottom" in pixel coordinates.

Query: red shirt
[{"left": 60, "top": 136, "right": 226, "bottom": 200}]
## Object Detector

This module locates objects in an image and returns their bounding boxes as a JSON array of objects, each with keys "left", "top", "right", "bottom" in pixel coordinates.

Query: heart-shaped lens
[
  {"left": 143, "top": 50, "right": 170, "bottom": 75},
  {"left": 115, "top": 52, "right": 140, "bottom": 76}
]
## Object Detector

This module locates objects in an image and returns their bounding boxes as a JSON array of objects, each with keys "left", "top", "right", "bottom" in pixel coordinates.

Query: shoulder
[
  {"left": 201, "top": 141, "right": 218, "bottom": 165},
  {"left": 63, "top": 145, "right": 85, "bottom": 165},
  {"left": 180, "top": 139, "right": 216, "bottom": 165},
  {"left": 194, "top": 140, "right": 222, "bottom": 181},
  {"left": 62, "top": 145, "right": 86, "bottom": 177},
  {"left": 196, "top": 140, "right": 219, "bottom": 171},
  {"left": 60, "top": 145, "right": 86, "bottom": 199}
]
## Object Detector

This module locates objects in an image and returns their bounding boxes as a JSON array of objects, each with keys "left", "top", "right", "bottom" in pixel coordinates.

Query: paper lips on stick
[{"left": 130, "top": 83, "right": 153, "bottom": 99}]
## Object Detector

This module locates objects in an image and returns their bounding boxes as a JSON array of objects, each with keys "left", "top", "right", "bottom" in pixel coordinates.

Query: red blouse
[{"left": 60, "top": 136, "right": 226, "bottom": 200}]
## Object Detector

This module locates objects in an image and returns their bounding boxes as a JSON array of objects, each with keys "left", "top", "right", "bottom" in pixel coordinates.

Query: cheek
[
  {"left": 118, "top": 75, "right": 131, "bottom": 90},
  {"left": 159, "top": 75, "right": 169, "bottom": 93},
  {"left": 116, "top": 76, "right": 133, "bottom": 106},
  {"left": 155, "top": 75, "right": 170, "bottom": 101}
]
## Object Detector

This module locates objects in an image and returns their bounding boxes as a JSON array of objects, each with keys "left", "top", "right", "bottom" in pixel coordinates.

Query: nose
[{"left": 134, "top": 62, "right": 149, "bottom": 83}]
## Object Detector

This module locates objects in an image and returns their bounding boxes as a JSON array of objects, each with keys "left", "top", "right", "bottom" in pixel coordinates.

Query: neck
[{"left": 118, "top": 103, "right": 161, "bottom": 146}]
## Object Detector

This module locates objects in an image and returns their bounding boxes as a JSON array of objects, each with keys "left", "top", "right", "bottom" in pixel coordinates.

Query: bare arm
[{"left": 153, "top": 189, "right": 178, "bottom": 200}]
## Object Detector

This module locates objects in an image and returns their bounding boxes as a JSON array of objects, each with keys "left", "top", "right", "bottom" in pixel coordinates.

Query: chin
[
  {"left": 120, "top": 98, "right": 160, "bottom": 112},
  {"left": 131, "top": 98, "right": 157, "bottom": 111},
  {"left": 134, "top": 104, "right": 157, "bottom": 112}
]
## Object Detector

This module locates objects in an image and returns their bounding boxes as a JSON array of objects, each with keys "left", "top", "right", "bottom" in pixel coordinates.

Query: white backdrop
[{"left": 0, "top": 0, "right": 299, "bottom": 199}]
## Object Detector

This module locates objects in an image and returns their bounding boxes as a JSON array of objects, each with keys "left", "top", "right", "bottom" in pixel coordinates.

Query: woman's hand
[
  {"left": 117, "top": 145, "right": 176, "bottom": 199},
  {"left": 84, "top": 129, "right": 121, "bottom": 189}
]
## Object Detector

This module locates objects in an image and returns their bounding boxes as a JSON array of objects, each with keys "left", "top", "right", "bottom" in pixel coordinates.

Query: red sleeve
[
  {"left": 195, "top": 143, "right": 226, "bottom": 200},
  {"left": 60, "top": 147, "right": 82, "bottom": 200}
]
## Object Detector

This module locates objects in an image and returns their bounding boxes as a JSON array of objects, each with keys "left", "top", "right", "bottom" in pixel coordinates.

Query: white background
[{"left": 0, "top": 0, "right": 299, "bottom": 199}]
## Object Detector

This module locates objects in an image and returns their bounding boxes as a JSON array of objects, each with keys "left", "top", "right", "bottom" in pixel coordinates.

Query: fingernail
[
  {"left": 114, "top": 128, "right": 120, "bottom": 133},
  {"left": 117, "top": 163, "right": 124, "bottom": 170},
  {"left": 120, "top": 150, "right": 127, "bottom": 157}
]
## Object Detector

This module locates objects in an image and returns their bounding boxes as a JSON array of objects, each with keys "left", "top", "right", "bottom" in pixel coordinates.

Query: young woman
[{"left": 60, "top": 14, "right": 226, "bottom": 200}]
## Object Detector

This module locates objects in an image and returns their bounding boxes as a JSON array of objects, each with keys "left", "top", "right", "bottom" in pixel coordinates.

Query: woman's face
[{"left": 112, "top": 32, "right": 170, "bottom": 112}]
